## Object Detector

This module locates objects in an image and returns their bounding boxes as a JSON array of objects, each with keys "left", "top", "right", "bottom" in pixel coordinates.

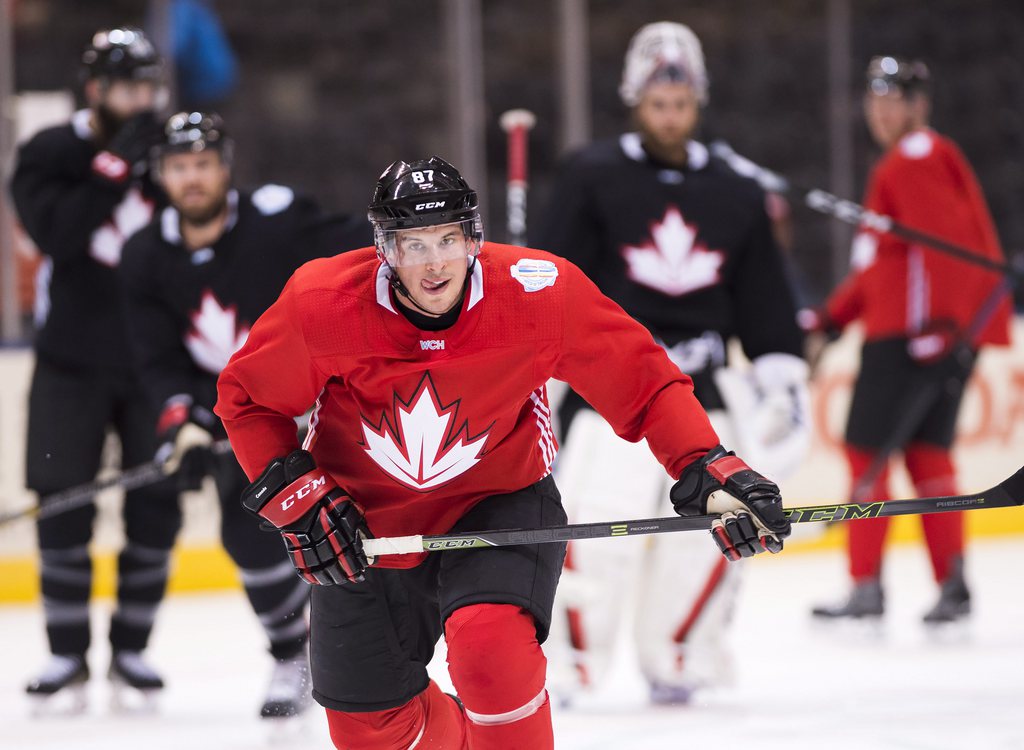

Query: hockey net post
[
  {"left": 363, "top": 464, "right": 1024, "bottom": 556},
  {"left": 499, "top": 109, "right": 536, "bottom": 247}
]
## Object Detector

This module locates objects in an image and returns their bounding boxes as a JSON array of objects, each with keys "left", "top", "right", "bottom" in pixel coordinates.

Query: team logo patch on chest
[
  {"left": 185, "top": 289, "right": 250, "bottom": 374},
  {"left": 360, "top": 372, "right": 490, "bottom": 491},
  {"left": 89, "top": 187, "right": 154, "bottom": 267},
  {"left": 510, "top": 258, "right": 559, "bottom": 292},
  {"left": 621, "top": 206, "right": 724, "bottom": 296}
]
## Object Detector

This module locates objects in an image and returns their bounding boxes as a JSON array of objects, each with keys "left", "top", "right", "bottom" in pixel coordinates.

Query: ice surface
[{"left": 2, "top": 537, "right": 1022, "bottom": 749}]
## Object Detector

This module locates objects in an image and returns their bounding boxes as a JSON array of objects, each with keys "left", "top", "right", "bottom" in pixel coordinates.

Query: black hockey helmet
[
  {"left": 81, "top": 26, "right": 163, "bottom": 83},
  {"left": 368, "top": 156, "right": 483, "bottom": 266},
  {"left": 157, "top": 111, "right": 233, "bottom": 161},
  {"left": 866, "top": 56, "right": 930, "bottom": 97}
]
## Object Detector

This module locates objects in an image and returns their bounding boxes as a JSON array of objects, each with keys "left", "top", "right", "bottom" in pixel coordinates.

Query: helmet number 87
[{"left": 411, "top": 170, "right": 434, "bottom": 184}]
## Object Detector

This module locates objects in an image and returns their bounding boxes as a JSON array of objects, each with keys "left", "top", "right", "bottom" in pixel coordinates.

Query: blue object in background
[{"left": 172, "top": 0, "right": 238, "bottom": 104}]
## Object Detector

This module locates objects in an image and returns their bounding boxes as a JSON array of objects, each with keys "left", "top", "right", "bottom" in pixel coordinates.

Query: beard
[
  {"left": 93, "top": 104, "right": 133, "bottom": 147},
  {"left": 179, "top": 194, "right": 229, "bottom": 227}
]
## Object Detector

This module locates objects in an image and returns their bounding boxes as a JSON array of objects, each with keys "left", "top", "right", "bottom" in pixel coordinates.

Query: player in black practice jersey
[
  {"left": 10, "top": 27, "right": 178, "bottom": 709},
  {"left": 120, "top": 110, "right": 371, "bottom": 718},
  {"left": 535, "top": 21, "right": 809, "bottom": 706}
]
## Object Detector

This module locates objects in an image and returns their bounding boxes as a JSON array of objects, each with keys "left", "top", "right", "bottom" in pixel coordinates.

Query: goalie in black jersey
[
  {"left": 119, "top": 110, "right": 371, "bottom": 719},
  {"left": 536, "top": 21, "right": 809, "bottom": 706},
  {"left": 11, "top": 26, "right": 177, "bottom": 710}
]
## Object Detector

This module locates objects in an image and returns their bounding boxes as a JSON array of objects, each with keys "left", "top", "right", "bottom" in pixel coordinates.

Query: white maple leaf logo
[
  {"left": 89, "top": 187, "right": 155, "bottom": 267},
  {"left": 621, "top": 205, "right": 724, "bottom": 297},
  {"left": 184, "top": 289, "right": 250, "bottom": 374},
  {"left": 361, "top": 373, "right": 490, "bottom": 491}
]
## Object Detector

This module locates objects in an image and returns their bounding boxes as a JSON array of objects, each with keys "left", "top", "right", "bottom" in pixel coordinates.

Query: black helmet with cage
[
  {"left": 81, "top": 26, "right": 163, "bottom": 83},
  {"left": 865, "top": 56, "right": 930, "bottom": 97},
  {"left": 367, "top": 156, "right": 484, "bottom": 268}
]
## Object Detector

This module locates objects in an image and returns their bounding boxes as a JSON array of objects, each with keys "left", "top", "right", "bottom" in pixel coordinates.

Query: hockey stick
[
  {"left": 499, "top": 109, "right": 536, "bottom": 246},
  {"left": 363, "top": 464, "right": 1024, "bottom": 557},
  {"left": 708, "top": 141, "right": 1023, "bottom": 280},
  {"left": 0, "top": 439, "right": 234, "bottom": 527}
]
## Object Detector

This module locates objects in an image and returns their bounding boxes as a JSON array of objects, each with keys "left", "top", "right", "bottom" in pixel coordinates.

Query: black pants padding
[
  {"left": 27, "top": 357, "right": 180, "bottom": 655},
  {"left": 845, "top": 338, "right": 974, "bottom": 451},
  {"left": 309, "top": 475, "right": 567, "bottom": 713},
  {"left": 214, "top": 452, "right": 309, "bottom": 660}
]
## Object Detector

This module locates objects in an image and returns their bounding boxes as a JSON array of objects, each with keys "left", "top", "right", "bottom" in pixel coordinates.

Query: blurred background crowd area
[{"left": 2, "top": 0, "right": 1023, "bottom": 342}]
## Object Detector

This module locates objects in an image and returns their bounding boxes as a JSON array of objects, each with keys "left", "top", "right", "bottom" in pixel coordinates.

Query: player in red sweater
[
  {"left": 810, "top": 57, "right": 1012, "bottom": 624},
  {"left": 216, "top": 156, "right": 790, "bottom": 748}
]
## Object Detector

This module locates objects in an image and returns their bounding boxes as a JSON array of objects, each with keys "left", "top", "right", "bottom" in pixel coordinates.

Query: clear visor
[{"left": 375, "top": 219, "right": 482, "bottom": 268}]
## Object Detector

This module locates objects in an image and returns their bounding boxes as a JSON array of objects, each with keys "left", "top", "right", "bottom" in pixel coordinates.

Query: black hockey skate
[
  {"left": 109, "top": 650, "right": 164, "bottom": 713},
  {"left": 811, "top": 579, "right": 884, "bottom": 619},
  {"left": 922, "top": 558, "right": 971, "bottom": 625},
  {"left": 261, "top": 653, "right": 312, "bottom": 719},
  {"left": 25, "top": 653, "right": 90, "bottom": 715}
]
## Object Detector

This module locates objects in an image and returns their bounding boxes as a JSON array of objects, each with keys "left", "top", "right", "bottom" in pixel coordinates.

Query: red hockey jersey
[
  {"left": 826, "top": 128, "right": 1011, "bottom": 345},
  {"left": 216, "top": 243, "right": 720, "bottom": 567}
]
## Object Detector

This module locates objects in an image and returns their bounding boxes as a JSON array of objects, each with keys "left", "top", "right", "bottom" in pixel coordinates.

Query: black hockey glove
[
  {"left": 670, "top": 445, "right": 790, "bottom": 561},
  {"left": 155, "top": 396, "right": 219, "bottom": 492},
  {"left": 241, "top": 449, "right": 372, "bottom": 586},
  {"left": 91, "top": 111, "right": 163, "bottom": 184}
]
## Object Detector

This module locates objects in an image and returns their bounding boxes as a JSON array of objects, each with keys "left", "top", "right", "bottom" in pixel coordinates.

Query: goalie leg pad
[
  {"left": 445, "top": 603, "right": 553, "bottom": 750},
  {"left": 325, "top": 680, "right": 467, "bottom": 750},
  {"left": 905, "top": 442, "right": 963, "bottom": 582},
  {"left": 636, "top": 526, "right": 740, "bottom": 692},
  {"left": 549, "top": 410, "right": 665, "bottom": 697}
]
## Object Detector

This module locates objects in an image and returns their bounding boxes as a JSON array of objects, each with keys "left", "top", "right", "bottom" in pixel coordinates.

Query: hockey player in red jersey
[
  {"left": 535, "top": 21, "right": 809, "bottom": 706},
  {"left": 216, "top": 156, "right": 791, "bottom": 748},
  {"left": 810, "top": 57, "right": 1012, "bottom": 623}
]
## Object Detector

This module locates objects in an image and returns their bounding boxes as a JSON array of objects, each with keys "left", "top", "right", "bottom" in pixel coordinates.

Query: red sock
[
  {"left": 845, "top": 445, "right": 891, "bottom": 581},
  {"left": 445, "top": 603, "right": 553, "bottom": 750},
  {"left": 324, "top": 680, "right": 467, "bottom": 750},
  {"left": 905, "top": 443, "right": 963, "bottom": 582}
]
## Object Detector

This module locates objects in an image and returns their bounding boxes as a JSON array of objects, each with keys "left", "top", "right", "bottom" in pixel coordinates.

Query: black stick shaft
[
  {"left": 709, "top": 142, "right": 1022, "bottom": 281},
  {"left": 0, "top": 439, "right": 234, "bottom": 526},
  {"left": 365, "top": 465, "right": 1024, "bottom": 555}
]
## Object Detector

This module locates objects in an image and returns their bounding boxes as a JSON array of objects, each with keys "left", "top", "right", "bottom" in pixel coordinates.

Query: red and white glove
[
  {"left": 241, "top": 449, "right": 372, "bottom": 585},
  {"left": 155, "top": 395, "right": 218, "bottom": 491},
  {"left": 91, "top": 111, "right": 163, "bottom": 184},
  {"left": 670, "top": 445, "right": 791, "bottom": 561}
]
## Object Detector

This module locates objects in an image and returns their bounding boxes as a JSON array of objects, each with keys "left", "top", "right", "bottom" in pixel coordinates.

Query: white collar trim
[
  {"left": 72, "top": 109, "right": 93, "bottom": 141},
  {"left": 619, "top": 133, "right": 709, "bottom": 170}
]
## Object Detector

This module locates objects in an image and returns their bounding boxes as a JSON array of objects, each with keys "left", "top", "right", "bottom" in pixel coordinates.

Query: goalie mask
[
  {"left": 619, "top": 22, "right": 709, "bottom": 107},
  {"left": 367, "top": 156, "right": 483, "bottom": 268}
]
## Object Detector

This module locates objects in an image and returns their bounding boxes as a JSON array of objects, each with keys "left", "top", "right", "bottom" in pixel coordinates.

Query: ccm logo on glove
[
  {"left": 280, "top": 475, "right": 327, "bottom": 511},
  {"left": 261, "top": 472, "right": 331, "bottom": 525}
]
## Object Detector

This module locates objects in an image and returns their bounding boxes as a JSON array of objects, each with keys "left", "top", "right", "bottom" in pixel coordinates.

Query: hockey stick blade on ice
[
  {"left": 363, "top": 464, "right": 1024, "bottom": 557},
  {"left": 0, "top": 439, "right": 234, "bottom": 526}
]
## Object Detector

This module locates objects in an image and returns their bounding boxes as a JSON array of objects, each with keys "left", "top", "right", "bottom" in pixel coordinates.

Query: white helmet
[{"left": 619, "top": 22, "right": 708, "bottom": 107}]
